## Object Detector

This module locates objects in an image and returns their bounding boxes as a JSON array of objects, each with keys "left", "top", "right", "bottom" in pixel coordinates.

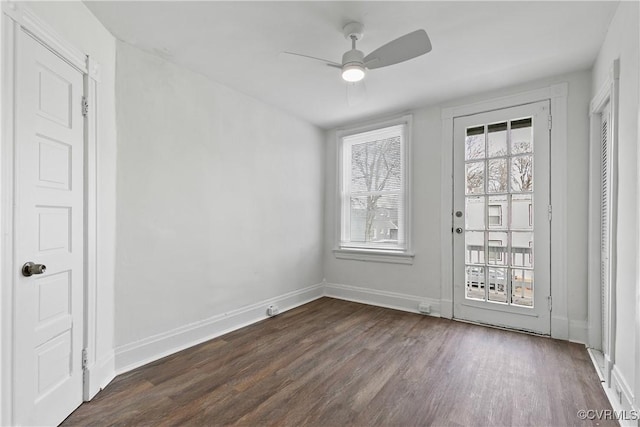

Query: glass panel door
[{"left": 453, "top": 101, "right": 550, "bottom": 334}]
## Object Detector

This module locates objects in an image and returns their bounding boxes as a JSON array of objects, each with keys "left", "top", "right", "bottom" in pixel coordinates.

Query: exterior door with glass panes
[{"left": 452, "top": 101, "right": 551, "bottom": 334}]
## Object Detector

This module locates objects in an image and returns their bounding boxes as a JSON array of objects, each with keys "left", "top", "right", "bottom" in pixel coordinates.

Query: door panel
[
  {"left": 14, "top": 30, "right": 85, "bottom": 426},
  {"left": 453, "top": 101, "right": 551, "bottom": 334}
]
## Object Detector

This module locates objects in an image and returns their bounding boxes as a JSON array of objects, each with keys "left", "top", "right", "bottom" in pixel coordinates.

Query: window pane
[
  {"left": 512, "top": 269, "right": 533, "bottom": 307},
  {"left": 487, "top": 158, "right": 507, "bottom": 193},
  {"left": 465, "top": 196, "right": 485, "bottom": 230},
  {"left": 465, "top": 126, "right": 485, "bottom": 160},
  {"left": 511, "top": 194, "right": 532, "bottom": 230},
  {"left": 511, "top": 155, "right": 533, "bottom": 192},
  {"left": 488, "top": 195, "right": 507, "bottom": 230},
  {"left": 488, "top": 122, "right": 507, "bottom": 158},
  {"left": 511, "top": 118, "right": 532, "bottom": 154},
  {"left": 465, "top": 231, "right": 485, "bottom": 264},
  {"left": 465, "top": 162, "right": 484, "bottom": 195},
  {"left": 466, "top": 265, "right": 485, "bottom": 301},
  {"left": 349, "top": 194, "right": 401, "bottom": 244},
  {"left": 350, "top": 137, "right": 401, "bottom": 193},
  {"left": 488, "top": 267, "right": 508, "bottom": 303},
  {"left": 511, "top": 231, "right": 533, "bottom": 268},
  {"left": 488, "top": 232, "right": 508, "bottom": 266}
]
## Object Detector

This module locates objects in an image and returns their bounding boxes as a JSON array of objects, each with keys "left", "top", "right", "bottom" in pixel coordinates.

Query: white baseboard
[
  {"left": 440, "top": 299, "right": 453, "bottom": 319},
  {"left": 114, "top": 283, "right": 324, "bottom": 375},
  {"left": 610, "top": 366, "right": 636, "bottom": 420},
  {"left": 588, "top": 355, "right": 639, "bottom": 427},
  {"left": 569, "top": 319, "right": 588, "bottom": 344},
  {"left": 323, "top": 282, "right": 441, "bottom": 317},
  {"left": 587, "top": 348, "right": 605, "bottom": 382},
  {"left": 84, "top": 351, "right": 115, "bottom": 400}
]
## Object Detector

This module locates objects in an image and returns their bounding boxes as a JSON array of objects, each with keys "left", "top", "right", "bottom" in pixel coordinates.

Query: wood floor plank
[{"left": 61, "top": 298, "right": 616, "bottom": 426}]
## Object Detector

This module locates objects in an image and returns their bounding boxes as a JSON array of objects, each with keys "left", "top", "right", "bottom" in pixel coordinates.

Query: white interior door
[
  {"left": 452, "top": 101, "right": 551, "bottom": 334},
  {"left": 13, "top": 29, "right": 85, "bottom": 425}
]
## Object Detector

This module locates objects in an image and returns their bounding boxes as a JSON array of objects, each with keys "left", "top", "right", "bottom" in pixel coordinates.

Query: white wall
[
  {"left": 324, "top": 69, "right": 592, "bottom": 330},
  {"left": 114, "top": 41, "right": 324, "bottom": 363},
  {"left": 592, "top": 0, "right": 639, "bottom": 415}
]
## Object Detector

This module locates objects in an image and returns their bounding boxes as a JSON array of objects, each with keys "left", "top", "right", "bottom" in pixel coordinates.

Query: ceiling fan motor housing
[
  {"left": 342, "top": 49, "right": 365, "bottom": 68},
  {"left": 341, "top": 49, "right": 366, "bottom": 82}
]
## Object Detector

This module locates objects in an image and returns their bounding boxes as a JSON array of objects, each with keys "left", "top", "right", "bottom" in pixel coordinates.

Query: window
[
  {"left": 488, "top": 205, "right": 502, "bottom": 226},
  {"left": 336, "top": 116, "right": 412, "bottom": 262},
  {"left": 488, "top": 239, "right": 504, "bottom": 262}
]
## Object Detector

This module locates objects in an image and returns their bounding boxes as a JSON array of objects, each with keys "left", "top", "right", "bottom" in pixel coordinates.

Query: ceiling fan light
[{"left": 342, "top": 64, "right": 365, "bottom": 82}]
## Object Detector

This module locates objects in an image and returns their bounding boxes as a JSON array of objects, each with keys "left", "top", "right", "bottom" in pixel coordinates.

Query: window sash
[{"left": 339, "top": 122, "right": 408, "bottom": 251}]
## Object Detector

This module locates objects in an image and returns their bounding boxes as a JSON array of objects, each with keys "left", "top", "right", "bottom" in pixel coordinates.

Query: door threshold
[{"left": 452, "top": 317, "right": 550, "bottom": 338}]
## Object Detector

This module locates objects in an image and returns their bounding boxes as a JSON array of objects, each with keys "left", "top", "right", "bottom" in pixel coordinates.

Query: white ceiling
[{"left": 85, "top": 1, "right": 618, "bottom": 129}]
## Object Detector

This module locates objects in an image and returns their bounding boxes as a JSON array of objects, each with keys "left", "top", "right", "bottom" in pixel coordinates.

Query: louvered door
[{"left": 600, "top": 103, "right": 612, "bottom": 355}]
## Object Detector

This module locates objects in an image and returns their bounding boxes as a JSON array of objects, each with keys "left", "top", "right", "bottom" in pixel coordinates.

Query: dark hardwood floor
[{"left": 62, "top": 298, "right": 615, "bottom": 426}]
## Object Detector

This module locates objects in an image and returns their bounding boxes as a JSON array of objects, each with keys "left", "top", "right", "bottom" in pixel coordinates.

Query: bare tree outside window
[
  {"left": 340, "top": 121, "right": 409, "bottom": 251},
  {"left": 465, "top": 134, "right": 485, "bottom": 194},
  {"left": 511, "top": 153, "right": 533, "bottom": 192},
  {"left": 465, "top": 127, "right": 533, "bottom": 194},
  {"left": 350, "top": 136, "right": 401, "bottom": 242}
]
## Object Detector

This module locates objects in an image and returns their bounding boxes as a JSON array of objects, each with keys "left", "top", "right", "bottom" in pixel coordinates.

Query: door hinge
[
  {"left": 81, "top": 348, "right": 88, "bottom": 370},
  {"left": 548, "top": 205, "right": 552, "bottom": 221},
  {"left": 548, "top": 115, "right": 552, "bottom": 130},
  {"left": 81, "top": 96, "right": 89, "bottom": 117},
  {"left": 547, "top": 296, "right": 552, "bottom": 312}
]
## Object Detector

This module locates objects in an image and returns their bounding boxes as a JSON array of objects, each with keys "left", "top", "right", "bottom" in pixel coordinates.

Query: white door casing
[
  {"left": 587, "top": 59, "right": 619, "bottom": 385},
  {"left": 452, "top": 101, "right": 551, "bottom": 335},
  {"left": 13, "top": 29, "right": 85, "bottom": 426}
]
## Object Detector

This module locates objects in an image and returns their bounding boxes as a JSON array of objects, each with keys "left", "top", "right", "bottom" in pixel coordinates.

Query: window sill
[{"left": 333, "top": 248, "right": 414, "bottom": 265}]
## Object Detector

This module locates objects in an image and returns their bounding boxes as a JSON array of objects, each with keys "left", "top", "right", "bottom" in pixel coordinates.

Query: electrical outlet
[
  {"left": 267, "top": 305, "right": 280, "bottom": 317},
  {"left": 418, "top": 303, "right": 431, "bottom": 314}
]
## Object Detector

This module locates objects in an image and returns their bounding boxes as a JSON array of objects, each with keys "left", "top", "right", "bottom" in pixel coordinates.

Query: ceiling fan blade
[
  {"left": 281, "top": 51, "right": 342, "bottom": 69},
  {"left": 363, "top": 30, "right": 432, "bottom": 70},
  {"left": 346, "top": 80, "right": 367, "bottom": 107}
]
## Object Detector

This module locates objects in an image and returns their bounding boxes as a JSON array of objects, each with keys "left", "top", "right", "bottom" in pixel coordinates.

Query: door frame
[
  {"left": 587, "top": 59, "right": 619, "bottom": 386},
  {"left": 441, "top": 83, "right": 569, "bottom": 340},
  {"left": 1, "top": 4, "right": 101, "bottom": 424}
]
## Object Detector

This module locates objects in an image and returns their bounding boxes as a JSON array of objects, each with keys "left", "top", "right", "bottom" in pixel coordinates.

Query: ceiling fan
[{"left": 283, "top": 22, "right": 432, "bottom": 87}]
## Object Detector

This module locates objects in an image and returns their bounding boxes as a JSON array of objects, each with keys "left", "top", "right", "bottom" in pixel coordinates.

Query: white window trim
[{"left": 334, "top": 114, "right": 413, "bottom": 264}]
